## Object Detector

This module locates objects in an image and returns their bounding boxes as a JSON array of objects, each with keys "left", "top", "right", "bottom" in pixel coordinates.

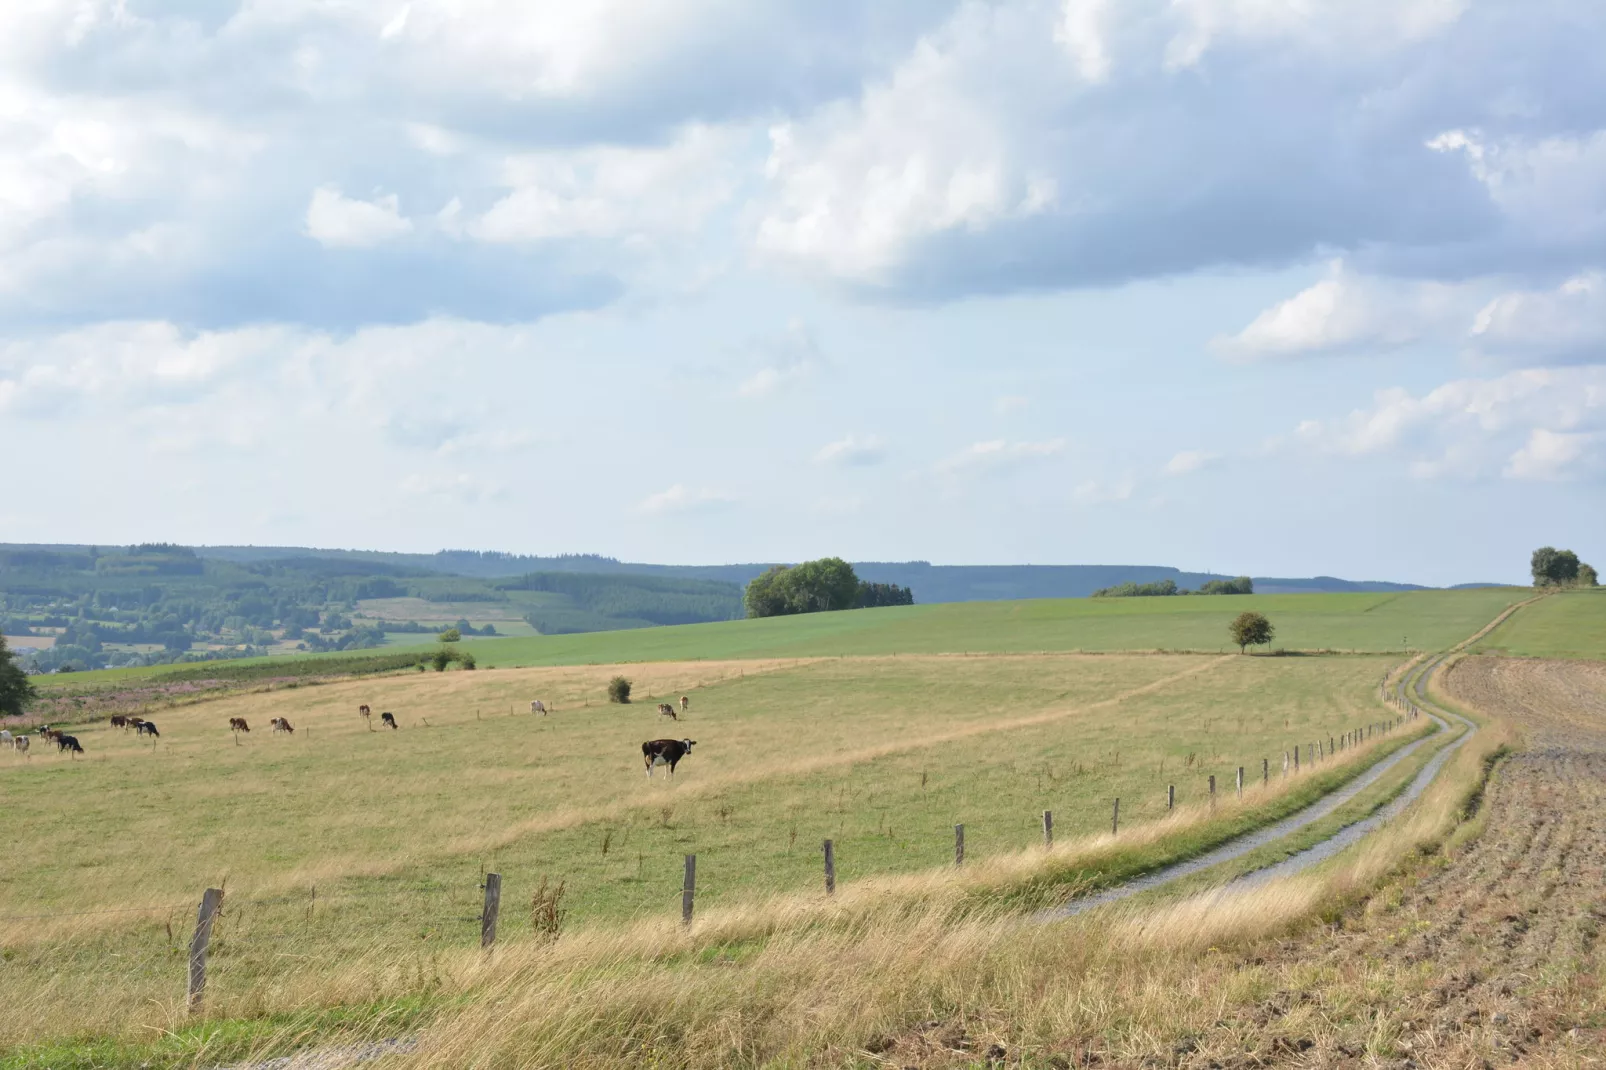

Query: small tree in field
[
  {"left": 438, "top": 627, "right": 462, "bottom": 643},
  {"left": 1229, "top": 611, "right": 1274, "bottom": 654},
  {"left": 608, "top": 676, "right": 632, "bottom": 704}
]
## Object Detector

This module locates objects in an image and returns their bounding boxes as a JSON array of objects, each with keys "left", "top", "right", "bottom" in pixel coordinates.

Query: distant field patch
[
  {"left": 0, "top": 634, "right": 53, "bottom": 649},
  {"left": 1472, "top": 589, "right": 1606, "bottom": 660}
]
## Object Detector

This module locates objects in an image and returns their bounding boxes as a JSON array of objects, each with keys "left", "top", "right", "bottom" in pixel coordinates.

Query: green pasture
[
  {"left": 1471, "top": 588, "right": 1606, "bottom": 660},
  {"left": 0, "top": 649, "right": 1404, "bottom": 1045}
]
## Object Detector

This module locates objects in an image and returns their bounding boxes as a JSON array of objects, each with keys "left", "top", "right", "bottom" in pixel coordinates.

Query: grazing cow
[
  {"left": 530, "top": 699, "right": 548, "bottom": 715},
  {"left": 270, "top": 717, "right": 294, "bottom": 734},
  {"left": 380, "top": 712, "right": 398, "bottom": 730},
  {"left": 359, "top": 704, "right": 371, "bottom": 720},
  {"left": 110, "top": 715, "right": 129, "bottom": 729},
  {"left": 0, "top": 730, "right": 10, "bottom": 748},
  {"left": 136, "top": 721, "right": 160, "bottom": 738},
  {"left": 229, "top": 717, "right": 250, "bottom": 733},
  {"left": 642, "top": 738, "right": 696, "bottom": 778},
  {"left": 39, "top": 726, "right": 60, "bottom": 743},
  {"left": 128, "top": 718, "right": 147, "bottom": 730},
  {"left": 657, "top": 702, "right": 678, "bottom": 721},
  {"left": 13, "top": 735, "right": 28, "bottom": 755},
  {"left": 56, "top": 734, "right": 84, "bottom": 757}
]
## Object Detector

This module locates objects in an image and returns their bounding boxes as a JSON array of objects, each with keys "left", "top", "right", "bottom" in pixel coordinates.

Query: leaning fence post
[
  {"left": 1112, "top": 797, "right": 1120, "bottom": 836},
  {"left": 481, "top": 872, "right": 501, "bottom": 948},
  {"left": 823, "top": 840, "right": 835, "bottom": 895},
  {"left": 1167, "top": 784, "right": 1175, "bottom": 811},
  {"left": 954, "top": 824, "right": 965, "bottom": 866},
  {"left": 1042, "top": 810, "right": 1053, "bottom": 847},
  {"left": 187, "top": 887, "right": 224, "bottom": 1014},
  {"left": 682, "top": 854, "right": 696, "bottom": 926}
]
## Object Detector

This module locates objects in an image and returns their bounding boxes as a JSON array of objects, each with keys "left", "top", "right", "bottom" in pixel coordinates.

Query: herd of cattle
[{"left": 3, "top": 691, "right": 701, "bottom": 777}]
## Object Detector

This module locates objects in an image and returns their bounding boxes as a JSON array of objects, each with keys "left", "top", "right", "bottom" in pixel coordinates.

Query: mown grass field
[
  {"left": 1471, "top": 587, "right": 1606, "bottom": 659},
  {"left": 0, "top": 590, "right": 1515, "bottom": 1058}
]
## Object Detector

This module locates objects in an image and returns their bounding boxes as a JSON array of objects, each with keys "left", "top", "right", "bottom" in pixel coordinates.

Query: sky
[{"left": 1, "top": 0, "right": 1603, "bottom": 587}]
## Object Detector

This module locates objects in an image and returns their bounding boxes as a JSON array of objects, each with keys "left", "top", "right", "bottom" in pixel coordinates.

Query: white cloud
[
  {"left": 1164, "top": 0, "right": 1466, "bottom": 70},
  {"left": 304, "top": 187, "right": 414, "bottom": 248},
  {"left": 1164, "top": 450, "right": 1218, "bottom": 476},
  {"left": 1471, "top": 271, "right": 1606, "bottom": 363},
  {"left": 934, "top": 438, "right": 1066, "bottom": 475},
  {"left": 1073, "top": 478, "right": 1135, "bottom": 504},
  {"left": 1213, "top": 262, "right": 1469, "bottom": 360},
  {"left": 814, "top": 433, "right": 886, "bottom": 466},
  {"left": 399, "top": 470, "right": 506, "bottom": 504},
  {"left": 1055, "top": 0, "right": 1115, "bottom": 83},
  {"left": 470, "top": 125, "right": 743, "bottom": 243},
  {"left": 637, "top": 484, "right": 736, "bottom": 515},
  {"left": 1295, "top": 366, "right": 1606, "bottom": 481}
]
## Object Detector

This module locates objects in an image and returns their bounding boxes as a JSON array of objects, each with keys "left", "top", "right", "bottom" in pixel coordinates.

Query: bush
[
  {"left": 459, "top": 650, "right": 477, "bottom": 670},
  {"left": 608, "top": 676, "right": 632, "bottom": 704},
  {"left": 438, "top": 627, "right": 462, "bottom": 643},
  {"left": 431, "top": 647, "right": 456, "bottom": 672}
]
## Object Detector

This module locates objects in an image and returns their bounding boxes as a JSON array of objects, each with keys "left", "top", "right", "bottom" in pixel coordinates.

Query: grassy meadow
[
  {"left": 0, "top": 589, "right": 1519, "bottom": 1059},
  {"left": 1471, "top": 587, "right": 1606, "bottom": 659}
]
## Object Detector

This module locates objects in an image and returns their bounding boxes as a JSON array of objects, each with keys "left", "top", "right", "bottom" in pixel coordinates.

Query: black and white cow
[
  {"left": 381, "top": 712, "right": 398, "bottom": 730},
  {"left": 642, "top": 738, "right": 696, "bottom": 778},
  {"left": 136, "top": 721, "right": 160, "bottom": 738},
  {"left": 56, "top": 734, "right": 84, "bottom": 756}
]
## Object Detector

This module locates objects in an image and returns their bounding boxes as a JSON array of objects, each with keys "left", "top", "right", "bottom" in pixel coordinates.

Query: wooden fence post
[
  {"left": 1262, "top": 757, "right": 1269, "bottom": 785},
  {"left": 682, "top": 855, "right": 696, "bottom": 926},
  {"left": 1042, "top": 810, "right": 1053, "bottom": 847},
  {"left": 954, "top": 824, "right": 965, "bottom": 866},
  {"left": 187, "top": 887, "right": 224, "bottom": 1014},
  {"left": 823, "top": 840, "right": 835, "bottom": 895},
  {"left": 1283, "top": 751, "right": 1289, "bottom": 776},
  {"left": 1294, "top": 747, "right": 1300, "bottom": 772},
  {"left": 481, "top": 873, "right": 502, "bottom": 948},
  {"left": 1112, "top": 798, "right": 1120, "bottom": 836},
  {"left": 1237, "top": 767, "right": 1244, "bottom": 798},
  {"left": 1329, "top": 736, "right": 1335, "bottom": 755},
  {"left": 1167, "top": 784, "right": 1175, "bottom": 811},
  {"left": 1208, "top": 775, "right": 1216, "bottom": 807}
]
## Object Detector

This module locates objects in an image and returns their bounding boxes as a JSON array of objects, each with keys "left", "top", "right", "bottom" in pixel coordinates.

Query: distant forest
[{"left": 0, "top": 545, "right": 743, "bottom": 672}]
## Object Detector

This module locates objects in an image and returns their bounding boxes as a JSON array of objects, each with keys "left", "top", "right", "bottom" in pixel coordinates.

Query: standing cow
[
  {"left": 642, "top": 738, "right": 697, "bottom": 778},
  {"left": 13, "top": 735, "right": 28, "bottom": 756},
  {"left": 530, "top": 699, "right": 548, "bottom": 715},
  {"left": 680, "top": 695, "right": 690, "bottom": 714},
  {"left": 657, "top": 702, "right": 678, "bottom": 721},
  {"left": 0, "top": 730, "right": 11, "bottom": 748},
  {"left": 136, "top": 721, "right": 160, "bottom": 739},
  {"left": 56, "top": 734, "right": 84, "bottom": 757},
  {"left": 359, "top": 704, "right": 371, "bottom": 723},
  {"left": 230, "top": 717, "right": 250, "bottom": 733},
  {"left": 271, "top": 717, "right": 294, "bottom": 734}
]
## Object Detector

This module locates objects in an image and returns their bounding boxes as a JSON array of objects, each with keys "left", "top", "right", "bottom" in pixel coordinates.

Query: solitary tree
[
  {"left": 608, "top": 676, "right": 632, "bottom": 704},
  {"left": 438, "top": 627, "right": 462, "bottom": 643},
  {"left": 1228, "top": 611, "right": 1275, "bottom": 654},
  {"left": 0, "top": 635, "right": 37, "bottom": 717},
  {"left": 1580, "top": 563, "right": 1600, "bottom": 588},
  {"left": 1531, "top": 546, "right": 1581, "bottom": 587}
]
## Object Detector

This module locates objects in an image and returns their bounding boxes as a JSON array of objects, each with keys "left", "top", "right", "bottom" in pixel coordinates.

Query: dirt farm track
[{"left": 1264, "top": 657, "right": 1606, "bottom": 1069}]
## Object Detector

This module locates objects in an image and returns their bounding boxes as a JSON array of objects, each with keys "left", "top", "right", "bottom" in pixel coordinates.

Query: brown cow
[
  {"left": 109, "top": 715, "right": 129, "bottom": 729},
  {"left": 359, "top": 704, "right": 371, "bottom": 721},
  {"left": 230, "top": 717, "right": 250, "bottom": 733},
  {"left": 270, "top": 717, "right": 294, "bottom": 734},
  {"left": 680, "top": 695, "right": 690, "bottom": 713}
]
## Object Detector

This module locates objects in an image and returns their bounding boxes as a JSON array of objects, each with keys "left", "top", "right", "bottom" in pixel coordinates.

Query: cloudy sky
[{"left": 2, "top": 0, "right": 1603, "bottom": 585}]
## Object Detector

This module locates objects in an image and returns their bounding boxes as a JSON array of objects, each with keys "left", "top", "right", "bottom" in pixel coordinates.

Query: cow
[
  {"left": 359, "top": 704, "right": 371, "bottom": 721},
  {"left": 0, "top": 730, "right": 10, "bottom": 748},
  {"left": 380, "top": 712, "right": 398, "bottom": 730},
  {"left": 642, "top": 738, "right": 696, "bottom": 778},
  {"left": 110, "top": 715, "right": 129, "bottom": 729},
  {"left": 270, "top": 717, "right": 294, "bottom": 734},
  {"left": 13, "top": 735, "right": 28, "bottom": 755},
  {"left": 680, "top": 695, "right": 690, "bottom": 714},
  {"left": 128, "top": 718, "right": 147, "bottom": 731},
  {"left": 136, "top": 721, "right": 160, "bottom": 738},
  {"left": 56, "top": 734, "right": 84, "bottom": 757},
  {"left": 530, "top": 699, "right": 548, "bottom": 715},
  {"left": 38, "top": 726, "right": 60, "bottom": 743},
  {"left": 229, "top": 717, "right": 250, "bottom": 733},
  {"left": 657, "top": 702, "right": 678, "bottom": 721}
]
